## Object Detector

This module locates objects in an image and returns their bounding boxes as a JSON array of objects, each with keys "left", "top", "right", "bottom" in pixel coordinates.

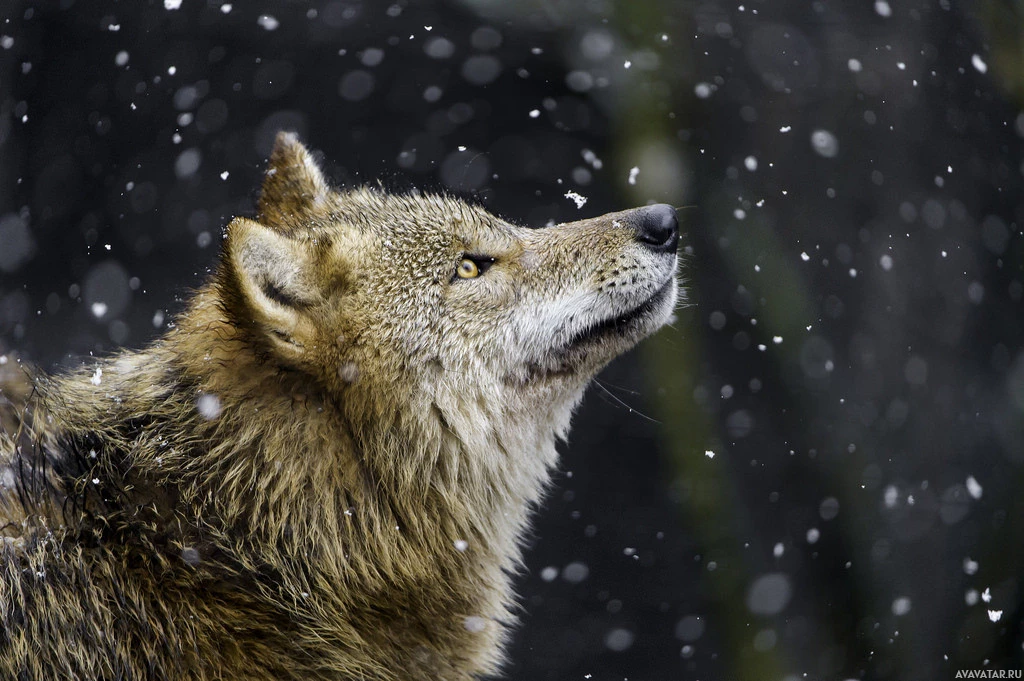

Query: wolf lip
[{"left": 566, "top": 277, "right": 674, "bottom": 348}]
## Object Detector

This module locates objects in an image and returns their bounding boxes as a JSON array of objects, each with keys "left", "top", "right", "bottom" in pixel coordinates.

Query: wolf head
[{"left": 218, "top": 132, "right": 678, "bottom": 466}]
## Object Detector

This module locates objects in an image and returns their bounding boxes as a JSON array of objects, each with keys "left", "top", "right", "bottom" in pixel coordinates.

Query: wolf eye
[
  {"left": 457, "top": 259, "right": 479, "bottom": 279},
  {"left": 454, "top": 255, "right": 495, "bottom": 281}
]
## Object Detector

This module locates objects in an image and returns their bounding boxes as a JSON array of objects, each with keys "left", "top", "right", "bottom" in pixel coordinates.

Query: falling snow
[
  {"left": 810, "top": 130, "right": 839, "bottom": 158},
  {"left": 564, "top": 191, "right": 588, "bottom": 209},
  {"left": 196, "top": 393, "right": 222, "bottom": 420},
  {"left": 747, "top": 573, "right": 792, "bottom": 616},
  {"left": 892, "top": 597, "right": 911, "bottom": 616},
  {"left": 257, "top": 14, "right": 279, "bottom": 31},
  {"left": 2, "top": 6, "right": 1021, "bottom": 676},
  {"left": 562, "top": 562, "right": 589, "bottom": 584},
  {"left": 965, "top": 476, "right": 983, "bottom": 500},
  {"left": 581, "top": 149, "right": 603, "bottom": 170}
]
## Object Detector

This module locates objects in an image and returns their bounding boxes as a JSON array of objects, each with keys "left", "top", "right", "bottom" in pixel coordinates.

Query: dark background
[{"left": 1, "top": 1, "right": 1022, "bottom": 679}]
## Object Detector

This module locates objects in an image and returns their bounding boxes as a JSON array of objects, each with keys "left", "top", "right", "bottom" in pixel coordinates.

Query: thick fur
[{"left": 0, "top": 132, "right": 679, "bottom": 680}]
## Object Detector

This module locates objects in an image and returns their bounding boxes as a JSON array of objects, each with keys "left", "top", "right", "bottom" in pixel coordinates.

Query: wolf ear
[
  {"left": 225, "top": 217, "right": 318, "bottom": 359},
  {"left": 258, "top": 131, "right": 331, "bottom": 231}
]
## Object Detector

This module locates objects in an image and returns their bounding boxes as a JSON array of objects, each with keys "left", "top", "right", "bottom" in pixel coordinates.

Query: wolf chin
[{"left": 0, "top": 132, "right": 680, "bottom": 680}]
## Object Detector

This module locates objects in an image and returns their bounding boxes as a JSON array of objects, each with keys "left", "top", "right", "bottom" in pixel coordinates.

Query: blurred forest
[{"left": 0, "top": 1, "right": 1022, "bottom": 679}]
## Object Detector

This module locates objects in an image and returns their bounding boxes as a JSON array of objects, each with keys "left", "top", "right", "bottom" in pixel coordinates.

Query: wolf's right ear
[
  {"left": 224, "top": 217, "right": 319, "bottom": 360},
  {"left": 258, "top": 131, "right": 331, "bottom": 232}
]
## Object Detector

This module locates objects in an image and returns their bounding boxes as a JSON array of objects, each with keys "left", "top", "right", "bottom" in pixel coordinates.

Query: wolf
[{"left": 0, "top": 132, "right": 679, "bottom": 680}]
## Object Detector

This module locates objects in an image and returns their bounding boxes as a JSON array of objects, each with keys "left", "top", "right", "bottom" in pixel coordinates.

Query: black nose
[{"left": 634, "top": 204, "right": 679, "bottom": 253}]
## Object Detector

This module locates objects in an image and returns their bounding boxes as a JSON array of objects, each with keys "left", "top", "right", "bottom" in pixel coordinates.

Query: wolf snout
[{"left": 631, "top": 204, "right": 679, "bottom": 253}]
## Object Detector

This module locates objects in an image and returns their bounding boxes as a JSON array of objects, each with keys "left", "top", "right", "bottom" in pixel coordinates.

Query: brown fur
[{"left": 0, "top": 133, "right": 679, "bottom": 680}]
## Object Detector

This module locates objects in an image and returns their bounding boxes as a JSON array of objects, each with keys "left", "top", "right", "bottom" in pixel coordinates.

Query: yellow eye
[
  {"left": 457, "top": 258, "right": 480, "bottom": 279},
  {"left": 453, "top": 255, "right": 495, "bottom": 281}
]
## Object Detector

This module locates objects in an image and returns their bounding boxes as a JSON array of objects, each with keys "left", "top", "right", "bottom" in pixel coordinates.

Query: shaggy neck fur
[{"left": 5, "top": 279, "right": 584, "bottom": 679}]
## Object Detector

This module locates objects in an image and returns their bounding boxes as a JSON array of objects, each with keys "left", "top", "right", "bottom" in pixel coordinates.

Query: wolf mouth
[
  {"left": 518, "top": 278, "right": 675, "bottom": 382},
  {"left": 565, "top": 277, "right": 675, "bottom": 349}
]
